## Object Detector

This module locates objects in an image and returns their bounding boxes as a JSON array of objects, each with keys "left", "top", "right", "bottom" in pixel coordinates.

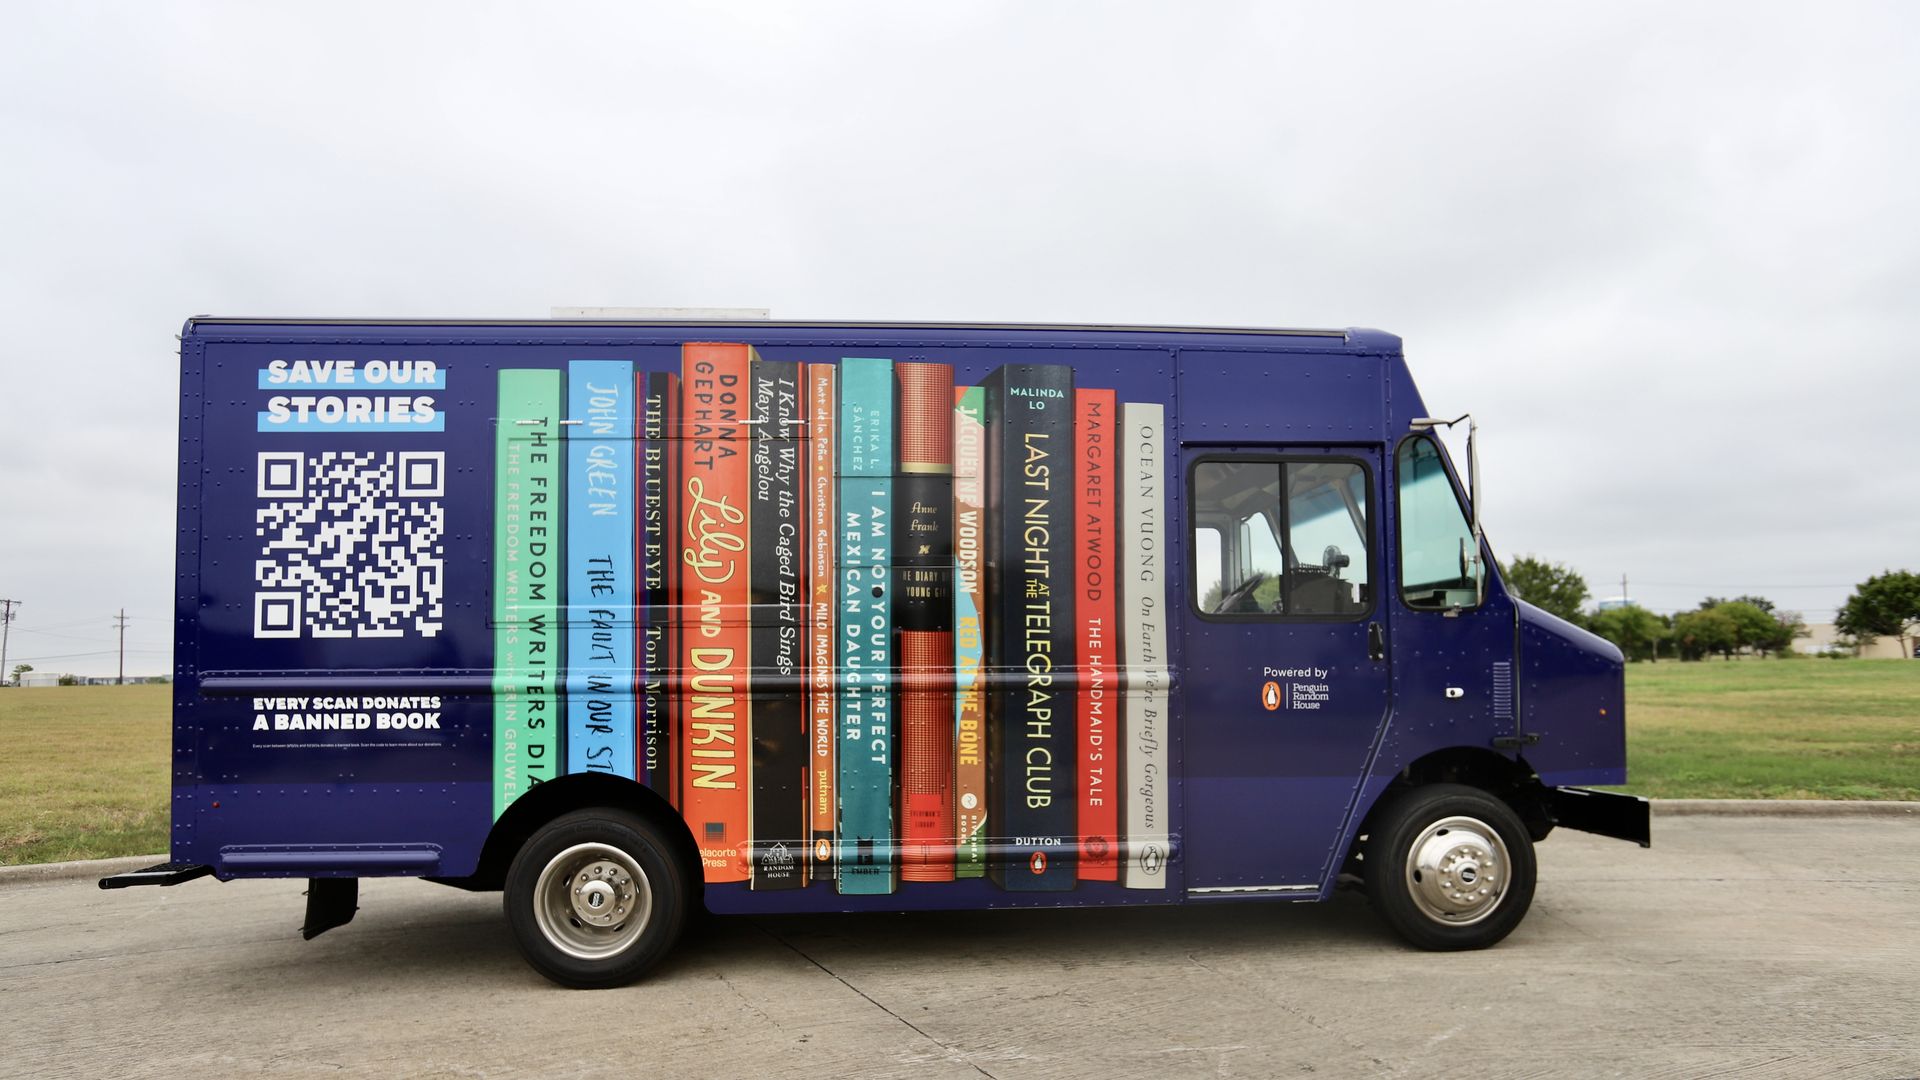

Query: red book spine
[
  {"left": 1077, "top": 388, "right": 1119, "bottom": 880},
  {"left": 806, "top": 363, "right": 837, "bottom": 873},
  {"left": 679, "top": 343, "right": 754, "bottom": 883},
  {"left": 895, "top": 361, "right": 956, "bottom": 882}
]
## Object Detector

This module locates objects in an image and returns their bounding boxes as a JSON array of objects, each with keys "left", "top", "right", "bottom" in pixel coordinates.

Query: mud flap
[
  {"left": 301, "top": 878, "right": 359, "bottom": 940},
  {"left": 1548, "top": 787, "right": 1651, "bottom": 847}
]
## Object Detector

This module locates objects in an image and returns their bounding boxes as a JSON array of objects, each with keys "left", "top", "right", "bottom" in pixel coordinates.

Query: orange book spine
[
  {"left": 679, "top": 343, "right": 754, "bottom": 883},
  {"left": 1076, "top": 388, "right": 1119, "bottom": 880},
  {"left": 806, "top": 363, "right": 838, "bottom": 872}
]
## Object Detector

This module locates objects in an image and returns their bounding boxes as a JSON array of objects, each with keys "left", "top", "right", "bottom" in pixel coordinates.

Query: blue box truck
[{"left": 102, "top": 317, "right": 1647, "bottom": 988}]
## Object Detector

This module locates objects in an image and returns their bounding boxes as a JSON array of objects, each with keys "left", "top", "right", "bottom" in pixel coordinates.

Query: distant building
[
  {"left": 1796, "top": 622, "right": 1915, "bottom": 659},
  {"left": 1595, "top": 596, "right": 1635, "bottom": 612},
  {"left": 19, "top": 672, "right": 66, "bottom": 687}
]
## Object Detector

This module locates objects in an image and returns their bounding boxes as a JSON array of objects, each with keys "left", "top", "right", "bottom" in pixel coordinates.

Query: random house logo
[{"left": 761, "top": 842, "right": 795, "bottom": 870}]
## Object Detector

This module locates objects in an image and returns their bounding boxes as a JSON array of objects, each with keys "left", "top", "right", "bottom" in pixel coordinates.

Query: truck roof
[{"left": 181, "top": 317, "right": 1403, "bottom": 353}]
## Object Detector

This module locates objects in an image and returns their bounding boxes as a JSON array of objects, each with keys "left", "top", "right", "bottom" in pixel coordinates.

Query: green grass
[
  {"left": 0, "top": 685, "right": 171, "bottom": 865},
  {"left": 1, "top": 661, "right": 1915, "bottom": 866},
  {"left": 1612, "top": 658, "right": 1920, "bottom": 801}
]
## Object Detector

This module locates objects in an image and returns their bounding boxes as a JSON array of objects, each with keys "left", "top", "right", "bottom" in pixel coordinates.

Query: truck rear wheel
[
  {"left": 1363, "top": 783, "right": 1536, "bottom": 951},
  {"left": 504, "top": 808, "right": 690, "bottom": 988}
]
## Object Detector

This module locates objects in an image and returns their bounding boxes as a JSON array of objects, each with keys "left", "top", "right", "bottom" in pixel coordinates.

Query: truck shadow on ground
[{"left": 259, "top": 883, "right": 1392, "bottom": 991}]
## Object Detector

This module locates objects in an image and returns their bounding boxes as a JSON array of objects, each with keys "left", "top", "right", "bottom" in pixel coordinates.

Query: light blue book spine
[
  {"left": 566, "top": 359, "right": 637, "bottom": 778},
  {"left": 836, "top": 357, "right": 895, "bottom": 894}
]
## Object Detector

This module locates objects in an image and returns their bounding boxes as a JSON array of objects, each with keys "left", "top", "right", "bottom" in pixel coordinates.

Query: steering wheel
[{"left": 1212, "top": 572, "right": 1268, "bottom": 614}]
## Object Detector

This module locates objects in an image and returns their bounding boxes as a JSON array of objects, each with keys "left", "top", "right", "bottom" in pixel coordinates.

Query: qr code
[{"left": 254, "top": 451, "right": 445, "bottom": 639}]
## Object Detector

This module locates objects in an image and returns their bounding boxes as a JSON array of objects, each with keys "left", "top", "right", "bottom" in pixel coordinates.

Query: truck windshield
[
  {"left": 1193, "top": 459, "right": 1370, "bottom": 618},
  {"left": 1396, "top": 436, "right": 1483, "bottom": 610}
]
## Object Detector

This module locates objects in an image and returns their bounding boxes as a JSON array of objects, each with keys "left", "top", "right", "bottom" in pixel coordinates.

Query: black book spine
[
  {"left": 982, "top": 363, "right": 1077, "bottom": 891},
  {"left": 639, "top": 371, "right": 674, "bottom": 801},
  {"left": 750, "top": 360, "right": 806, "bottom": 889}
]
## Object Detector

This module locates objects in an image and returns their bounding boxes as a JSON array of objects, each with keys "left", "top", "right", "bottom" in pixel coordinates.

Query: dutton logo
[
  {"left": 1262, "top": 680, "right": 1282, "bottom": 711},
  {"left": 1029, "top": 851, "right": 1047, "bottom": 875}
]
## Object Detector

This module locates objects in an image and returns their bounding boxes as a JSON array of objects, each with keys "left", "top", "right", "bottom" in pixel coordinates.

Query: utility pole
[
  {"left": 1621, "top": 573, "right": 1629, "bottom": 606},
  {"left": 0, "top": 599, "right": 16, "bottom": 687},
  {"left": 115, "top": 609, "right": 128, "bottom": 685}
]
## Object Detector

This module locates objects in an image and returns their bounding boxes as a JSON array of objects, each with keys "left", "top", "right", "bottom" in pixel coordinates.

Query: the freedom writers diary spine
[
  {"left": 1120, "top": 402, "right": 1170, "bottom": 890},
  {"left": 895, "top": 362, "right": 956, "bottom": 883},
  {"left": 1075, "top": 388, "right": 1119, "bottom": 881},
  {"left": 638, "top": 370, "right": 678, "bottom": 800},
  {"left": 982, "top": 363, "right": 1077, "bottom": 891},
  {"left": 951, "top": 385, "right": 988, "bottom": 878},
  {"left": 836, "top": 356, "right": 895, "bottom": 894},
  {"left": 679, "top": 343, "right": 754, "bottom": 883},
  {"left": 749, "top": 359, "right": 806, "bottom": 890},
  {"left": 806, "top": 363, "right": 838, "bottom": 874},
  {"left": 567, "top": 360, "right": 637, "bottom": 779},
  {"left": 493, "top": 370, "right": 563, "bottom": 820}
]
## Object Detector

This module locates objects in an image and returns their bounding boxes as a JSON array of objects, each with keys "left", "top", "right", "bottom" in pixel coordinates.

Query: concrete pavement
[{"left": 3, "top": 814, "right": 1916, "bottom": 1078}]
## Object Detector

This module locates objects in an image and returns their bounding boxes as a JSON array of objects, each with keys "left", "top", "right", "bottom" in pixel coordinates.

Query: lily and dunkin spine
[
  {"left": 1120, "top": 401, "right": 1170, "bottom": 890},
  {"left": 679, "top": 343, "right": 754, "bottom": 884},
  {"left": 749, "top": 359, "right": 806, "bottom": 889},
  {"left": 566, "top": 360, "right": 637, "bottom": 778},
  {"left": 836, "top": 356, "right": 896, "bottom": 894},
  {"left": 895, "top": 361, "right": 956, "bottom": 883},
  {"left": 1076, "top": 388, "right": 1120, "bottom": 881},
  {"left": 982, "top": 363, "right": 1077, "bottom": 891},
  {"left": 493, "top": 370, "right": 564, "bottom": 819},
  {"left": 806, "top": 363, "right": 838, "bottom": 872},
  {"left": 637, "top": 370, "right": 678, "bottom": 799},
  {"left": 951, "top": 385, "right": 988, "bottom": 878}
]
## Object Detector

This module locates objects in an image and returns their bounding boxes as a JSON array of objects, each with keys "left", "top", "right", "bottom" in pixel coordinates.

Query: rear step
[{"left": 98, "top": 862, "right": 215, "bottom": 889}]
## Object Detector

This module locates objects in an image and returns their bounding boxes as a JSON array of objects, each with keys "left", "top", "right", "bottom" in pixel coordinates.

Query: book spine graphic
[
  {"left": 680, "top": 343, "right": 754, "bottom": 883},
  {"left": 1075, "top": 388, "right": 1119, "bottom": 880},
  {"left": 749, "top": 360, "right": 806, "bottom": 890},
  {"left": 1120, "top": 402, "right": 1170, "bottom": 890},
  {"left": 982, "top": 364, "right": 1077, "bottom": 891},
  {"left": 895, "top": 362, "right": 956, "bottom": 883},
  {"left": 638, "top": 371, "right": 678, "bottom": 800},
  {"left": 493, "top": 370, "right": 564, "bottom": 819},
  {"left": 836, "top": 356, "right": 895, "bottom": 894},
  {"left": 566, "top": 360, "right": 637, "bottom": 778},
  {"left": 806, "top": 364, "right": 838, "bottom": 873},
  {"left": 951, "top": 385, "right": 988, "bottom": 878}
]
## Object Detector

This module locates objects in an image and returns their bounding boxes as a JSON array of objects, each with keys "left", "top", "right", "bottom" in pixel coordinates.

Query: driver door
[{"left": 1181, "top": 449, "right": 1393, "bottom": 895}]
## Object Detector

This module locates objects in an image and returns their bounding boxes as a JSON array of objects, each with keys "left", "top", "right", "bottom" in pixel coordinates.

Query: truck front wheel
[
  {"left": 504, "top": 808, "right": 691, "bottom": 988},
  {"left": 1363, "top": 783, "right": 1536, "bottom": 951}
]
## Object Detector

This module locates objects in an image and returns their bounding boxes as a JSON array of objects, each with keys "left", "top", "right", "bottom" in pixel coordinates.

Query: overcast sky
[{"left": 3, "top": 3, "right": 1917, "bottom": 676}]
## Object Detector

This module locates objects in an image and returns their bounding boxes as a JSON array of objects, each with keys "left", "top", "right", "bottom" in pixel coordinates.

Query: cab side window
[
  {"left": 1396, "top": 436, "right": 1483, "bottom": 611},
  {"left": 1192, "top": 459, "right": 1371, "bottom": 619}
]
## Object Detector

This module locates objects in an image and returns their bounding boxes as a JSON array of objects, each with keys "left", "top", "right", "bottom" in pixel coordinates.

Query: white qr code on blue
[{"left": 254, "top": 451, "right": 446, "bottom": 639}]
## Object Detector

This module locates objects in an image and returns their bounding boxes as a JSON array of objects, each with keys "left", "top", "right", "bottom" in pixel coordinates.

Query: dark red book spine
[{"left": 895, "top": 361, "right": 956, "bottom": 882}]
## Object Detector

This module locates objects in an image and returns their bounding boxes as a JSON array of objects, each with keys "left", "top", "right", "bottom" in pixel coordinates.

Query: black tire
[
  {"left": 1362, "top": 783, "right": 1536, "bottom": 951},
  {"left": 504, "top": 808, "right": 691, "bottom": 988}
]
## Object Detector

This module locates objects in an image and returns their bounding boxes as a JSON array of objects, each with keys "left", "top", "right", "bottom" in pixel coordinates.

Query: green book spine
[{"left": 493, "top": 369, "right": 565, "bottom": 820}]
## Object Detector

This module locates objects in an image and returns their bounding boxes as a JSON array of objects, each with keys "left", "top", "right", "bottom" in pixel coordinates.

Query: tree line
[{"left": 1501, "top": 558, "right": 1920, "bottom": 662}]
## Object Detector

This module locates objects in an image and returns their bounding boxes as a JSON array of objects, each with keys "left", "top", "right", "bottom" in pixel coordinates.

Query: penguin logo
[{"left": 1262, "top": 680, "right": 1282, "bottom": 712}]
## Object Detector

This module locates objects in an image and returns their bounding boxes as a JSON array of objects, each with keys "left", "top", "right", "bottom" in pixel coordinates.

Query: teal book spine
[
  {"left": 565, "top": 359, "right": 636, "bottom": 778},
  {"left": 493, "top": 369, "right": 565, "bottom": 818},
  {"left": 835, "top": 356, "right": 896, "bottom": 894}
]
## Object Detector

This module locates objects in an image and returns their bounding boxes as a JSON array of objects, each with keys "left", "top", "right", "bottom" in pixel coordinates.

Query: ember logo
[
  {"left": 682, "top": 477, "right": 745, "bottom": 585},
  {"left": 1030, "top": 851, "right": 1048, "bottom": 875}
]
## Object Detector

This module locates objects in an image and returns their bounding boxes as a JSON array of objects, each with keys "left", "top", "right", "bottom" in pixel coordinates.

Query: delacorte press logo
[{"left": 257, "top": 359, "right": 446, "bottom": 432}]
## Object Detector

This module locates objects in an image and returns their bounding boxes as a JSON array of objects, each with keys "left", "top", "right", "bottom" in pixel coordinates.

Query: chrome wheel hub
[
  {"left": 534, "top": 843, "right": 653, "bottom": 959},
  {"left": 1405, "top": 815, "right": 1509, "bottom": 927}
]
